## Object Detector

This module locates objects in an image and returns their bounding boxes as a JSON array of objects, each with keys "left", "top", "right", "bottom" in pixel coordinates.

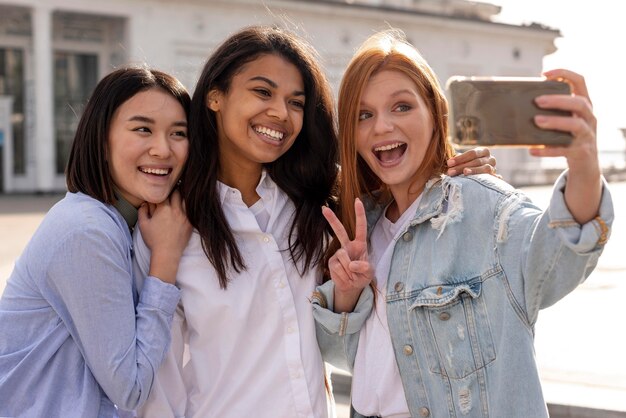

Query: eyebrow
[
  {"left": 128, "top": 115, "right": 187, "bottom": 127},
  {"left": 250, "top": 76, "right": 305, "bottom": 97},
  {"left": 390, "top": 89, "right": 415, "bottom": 98},
  {"left": 360, "top": 88, "right": 416, "bottom": 106}
]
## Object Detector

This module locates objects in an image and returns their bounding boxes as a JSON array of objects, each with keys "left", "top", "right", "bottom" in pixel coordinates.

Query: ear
[{"left": 207, "top": 90, "right": 221, "bottom": 112}]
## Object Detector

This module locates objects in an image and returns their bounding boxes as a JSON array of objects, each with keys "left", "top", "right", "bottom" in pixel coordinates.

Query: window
[
  {"left": 53, "top": 51, "right": 98, "bottom": 174},
  {"left": 0, "top": 47, "right": 25, "bottom": 176}
]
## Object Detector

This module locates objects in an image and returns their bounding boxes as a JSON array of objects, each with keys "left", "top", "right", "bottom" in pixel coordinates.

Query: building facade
[{"left": 0, "top": 0, "right": 560, "bottom": 193}]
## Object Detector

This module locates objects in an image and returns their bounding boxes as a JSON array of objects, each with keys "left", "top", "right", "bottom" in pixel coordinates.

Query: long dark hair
[
  {"left": 182, "top": 25, "right": 338, "bottom": 289},
  {"left": 66, "top": 66, "right": 191, "bottom": 203}
]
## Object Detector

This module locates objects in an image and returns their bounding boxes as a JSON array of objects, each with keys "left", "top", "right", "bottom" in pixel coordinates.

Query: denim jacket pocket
[{"left": 408, "top": 276, "right": 496, "bottom": 379}]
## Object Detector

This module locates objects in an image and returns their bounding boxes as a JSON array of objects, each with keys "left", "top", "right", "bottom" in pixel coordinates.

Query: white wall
[{"left": 0, "top": 0, "right": 560, "bottom": 191}]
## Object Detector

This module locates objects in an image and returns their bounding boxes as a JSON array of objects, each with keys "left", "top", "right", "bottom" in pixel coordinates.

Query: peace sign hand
[{"left": 322, "top": 198, "right": 374, "bottom": 313}]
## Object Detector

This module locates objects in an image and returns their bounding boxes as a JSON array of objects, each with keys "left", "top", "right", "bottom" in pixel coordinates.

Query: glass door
[
  {"left": 0, "top": 47, "right": 25, "bottom": 192},
  {"left": 53, "top": 52, "right": 98, "bottom": 174}
]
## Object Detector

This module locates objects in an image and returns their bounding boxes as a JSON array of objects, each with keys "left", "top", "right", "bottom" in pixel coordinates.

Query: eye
[
  {"left": 172, "top": 129, "right": 188, "bottom": 138},
  {"left": 133, "top": 126, "right": 152, "bottom": 134},
  {"left": 290, "top": 99, "right": 305, "bottom": 109},
  {"left": 253, "top": 88, "right": 271, "bottom": 98},
  {"left": 358, "top": 111, "right": 372, "bottom": 121},
  {"left": 394, "top": 104, "right": 411, "bottom": 112}
]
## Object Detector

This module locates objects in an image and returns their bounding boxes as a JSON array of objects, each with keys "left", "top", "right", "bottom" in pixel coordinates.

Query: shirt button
[
  {"left": 287, "top": 326, "right": 294, "bottom": 333},
  {"left": 394, "top": 282, "right": 404, "bottom": 292},
  {"left": 403, "top": 345, "right": 413, "bottom": 355},
  {"left": 419, "top": 407, "right": 430, "bottom": 417},
  {"left": 439, "top": 312, "right": 451, "bottom": 321},
  {"left": 263, "top": 236, "right": 270, "bottom": 243},
  {"left": 402, "top": 232, "right": 412, "bottom": 241}
]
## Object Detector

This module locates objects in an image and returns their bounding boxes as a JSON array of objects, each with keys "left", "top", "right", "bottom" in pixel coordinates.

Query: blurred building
[{"left": 0, "top": 0, "right": 560, "bottom": 193}]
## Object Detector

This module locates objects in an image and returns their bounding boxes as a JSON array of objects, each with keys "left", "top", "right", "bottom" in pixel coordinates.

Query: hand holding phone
[{"left": 446, "top": 76, "right": 572, "bottom": 147}]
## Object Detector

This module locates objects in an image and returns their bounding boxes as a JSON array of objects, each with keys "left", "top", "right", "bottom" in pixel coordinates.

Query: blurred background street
[{"left": 1, "top": 180, "right": 625, "bottom": 418}]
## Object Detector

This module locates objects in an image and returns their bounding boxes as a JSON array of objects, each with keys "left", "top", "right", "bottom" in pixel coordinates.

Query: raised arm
[
  {"left": 530, "top": 69, "right": 602, "bottom": 224},
  {"left": 322, "top": 198, "right": 373, "bottom": 313}
]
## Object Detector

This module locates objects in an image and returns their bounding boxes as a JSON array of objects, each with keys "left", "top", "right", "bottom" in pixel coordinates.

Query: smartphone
[{"left": 446, "top": 76, "right": 573, "bottom": 147}]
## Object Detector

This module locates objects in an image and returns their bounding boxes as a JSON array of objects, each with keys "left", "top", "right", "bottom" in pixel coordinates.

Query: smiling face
[
  {"left": 107, "top": 88, "right": 189, "bottom": 207},
  {"left": 356, "top": 69, "right": 434, "bottom": 197},
  {"left": 208, "top": 53, "right": 305, "bottom": 180}
]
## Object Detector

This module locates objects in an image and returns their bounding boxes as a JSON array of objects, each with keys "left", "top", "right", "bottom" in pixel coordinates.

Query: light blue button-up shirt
[
  {"left": 0, "top": 192, "right": 180, "bottom": 418},
  {"left": 313, "top": 172, "right": 614, "bottom": 418}
]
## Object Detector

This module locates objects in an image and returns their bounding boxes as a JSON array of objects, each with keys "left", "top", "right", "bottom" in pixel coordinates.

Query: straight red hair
[{"left": 324, "top": 29, "right": 454, "bottom": 277}]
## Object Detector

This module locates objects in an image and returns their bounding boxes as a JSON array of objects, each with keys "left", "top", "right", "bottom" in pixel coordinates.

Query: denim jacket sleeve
[
  {"left": 40, "top": 221, "right": 180, "bottom": 411},
  {"left": 311, "top": 280, "right": 374, "bottom": 372},
  {"left": 499, "top": 170, "right": 614, "bottom": 326}
]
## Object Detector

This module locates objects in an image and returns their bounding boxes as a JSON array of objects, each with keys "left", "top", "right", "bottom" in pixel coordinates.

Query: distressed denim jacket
[{"left": 312, "top": 171, "right": 613, "bottom": 418}]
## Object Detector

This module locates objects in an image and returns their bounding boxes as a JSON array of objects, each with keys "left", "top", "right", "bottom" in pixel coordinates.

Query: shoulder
[
  {"left": 433, "top": 175, "right": 534, "bottom": 218},
  {"left": 443, "top": 174, "right": 524, "bottom": 201},
  {"left": 18, "top": 193, "right": 131, "bottom": 279},
  {"left": 449, "top": 173, "right": 515, "bottom": 193},
  {"left": 40, "top": 192, "right": 128, "bottom": 247}
]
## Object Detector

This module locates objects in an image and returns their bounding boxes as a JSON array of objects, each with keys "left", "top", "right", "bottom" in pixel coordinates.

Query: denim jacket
[{"left": 312, "top": 172, "right": 613, "bottom": 418}]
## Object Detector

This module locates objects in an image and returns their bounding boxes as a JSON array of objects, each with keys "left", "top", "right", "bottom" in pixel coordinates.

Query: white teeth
[
  {"left": 255, "top": 126, "right": 284, "bottom": 140},
  {"left": 141, "top": 167, "right": 169, "bottom": 175},
  {"left": 374, "top": 142, "right": 403, "bottom": 152}
]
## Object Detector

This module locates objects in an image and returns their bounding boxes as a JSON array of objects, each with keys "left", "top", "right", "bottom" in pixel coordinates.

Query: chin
[{"left": 143, "top": 192, "right": 171, "bottom": 205}]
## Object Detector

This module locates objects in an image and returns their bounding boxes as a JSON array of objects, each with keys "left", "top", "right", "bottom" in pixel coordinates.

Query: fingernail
[
  {"left": 447, "top": 158, "right": 456, "bottom": 167},
  {"left": 534, "top": 96, "right": 548, "bottom": 106},
  {"left": 535, "top": 115, "right": 548, "bottom": 125},
  {"left": 448, "top": 168, "right": 457, "bottom": 176},
  {"left": 464, "top": 168, "right": 473, "bottom": 175}
]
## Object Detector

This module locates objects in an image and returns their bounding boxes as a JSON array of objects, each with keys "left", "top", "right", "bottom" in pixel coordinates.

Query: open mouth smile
[
  {"left": 373, "top": 142, "right": 407, "bottom": 163},
  {"left": 254, "top": 125, "right": 285, "bottom": 142},
  {"left": 139, "top": 167, "right": 172, "bottom": 176}
]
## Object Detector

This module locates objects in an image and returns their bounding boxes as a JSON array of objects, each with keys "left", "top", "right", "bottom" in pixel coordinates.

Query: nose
[
  {"left": 373, "top": 113, "right": 394, "bottom": 135},
  {"left": 149, "top": 134, "right": 172, "bottom": 158},
  {"left": 267, "top": 98, "right": 289, "bottom": 121}
]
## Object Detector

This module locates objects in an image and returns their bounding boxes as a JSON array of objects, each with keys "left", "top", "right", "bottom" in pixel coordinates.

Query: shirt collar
[
  {"left": 217, "top": 169, "right": 274, "bottom": 205},
  {"left": 113, "top": 192, "right": 139, "bottom": 231}
]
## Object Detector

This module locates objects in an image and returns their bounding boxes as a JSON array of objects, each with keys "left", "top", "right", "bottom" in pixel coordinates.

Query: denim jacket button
[
  {"left": 402, "top": 232, "right": 412, "bottom": 241},
  {"left": 403, "top": 345, "right": 413, "bottom": 355},
  {"left": 394, "top": 282, "right": 404, "bottom": 292},
  {"left": 419, "top": 407, "right": 430, "bottom": 417},
  {"left": 439, "top": 312, "right": 451, "bottom": 321}
]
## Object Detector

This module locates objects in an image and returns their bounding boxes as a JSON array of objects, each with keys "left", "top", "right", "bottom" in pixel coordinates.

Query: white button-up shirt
[{"left": 134, "top": 173, "right": 329, "bottom": 418}]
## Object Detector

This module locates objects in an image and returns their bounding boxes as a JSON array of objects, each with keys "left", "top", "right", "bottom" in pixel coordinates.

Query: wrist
[{"left": 333, "top": 287, "right": 363, "bottom": 313}]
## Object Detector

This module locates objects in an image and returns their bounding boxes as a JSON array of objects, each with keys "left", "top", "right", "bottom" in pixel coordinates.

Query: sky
[{"left": 489, "top": 0, "right": 626, "bottom": 155}]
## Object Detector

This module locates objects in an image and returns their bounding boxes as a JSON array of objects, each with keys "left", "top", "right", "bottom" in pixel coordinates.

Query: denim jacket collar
[{"left": 363, "top": 175, "right": 451, "bottom": 237}]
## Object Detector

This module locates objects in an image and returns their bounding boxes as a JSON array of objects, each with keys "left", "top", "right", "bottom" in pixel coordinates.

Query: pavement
[{"left": 1, "top": 182, "right": 625, "bottom": 418}]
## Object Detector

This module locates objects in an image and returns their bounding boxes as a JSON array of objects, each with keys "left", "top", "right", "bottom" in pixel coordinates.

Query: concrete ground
[{"left": 1, "top": 181, "right": 625, "bottom": 418}]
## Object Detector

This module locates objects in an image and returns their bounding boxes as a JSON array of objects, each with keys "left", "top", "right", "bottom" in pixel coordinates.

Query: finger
[
  {"left": 138, "top": 203, "right": 149, "bottom": 224},
  {"left": 534, "top": 114, "right": 593, "bottom": 139},
  {"left": 463, "top": 163, "right": 496, "bottom": 176},
  {"left": 349, "top": 260, "right": 374, "bottom": 276},
  {"left": 543, "top": 69, "right": 590, "bottom": 102},
  {"left": 322, "top": 206, "right": 351, "bottom": 247},
  {"left": 335, "top": 249, "right": 354, "bottom": 277},
  {"left": 528, "top": 146, "right": 569, "bottom": 158},
  {"left": 353, "top": 198, "right": 368, "bottom": 246},
  {"left": 329, "top": 256, "right": 352, "bottom": 285},
  {"left": 535, "top": 94, "right": 595, "bottom": 130},
  {"left": 448, "top": 147, "right": 487, "bottom": 167}
]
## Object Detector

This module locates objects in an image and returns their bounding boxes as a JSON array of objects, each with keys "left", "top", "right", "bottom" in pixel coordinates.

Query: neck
[
  {"left": 218, "top": 160, "right": 263, "bottom": 207},
  {"left": 387, "top": 181, "right": 426, "bottom": 223}
]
